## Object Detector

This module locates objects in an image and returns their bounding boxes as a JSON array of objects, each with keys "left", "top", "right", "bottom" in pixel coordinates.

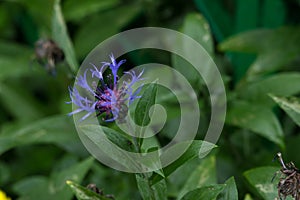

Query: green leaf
[
  {"left": 0, "top": 82, "right": 43, "bottom": 121},
  {"left": 182, "top": 13, "right": 214, "bottom": 54},
  {"left": 13, "top": 157, "right": 94, "bottom": 200},
  {"left": 0, "top": 41, "right": 34, "bottom": 80},
  {"left": 244, "top": 194, "right": 254, "bottom": 200},
  {"left": 19, "top": 0, "right": 54, "bottom": 34},
  {"left": 219, "top": 27, "right": 300, "bottom": 75},
  {"left": 180, "top": 184, "right": 225, "bottom": 200},
  {"left": 63, "top": 0, "right": 120, "bottom": 22},
  {"left": 0, "top": 56, "right": 32, "bottom": 80},
  {"left": 80, "top": 124, "right": 143, "bottom": 171},
  {"left": 52, "top": 0, "right": 78, "bottom": 73},
  {"left": 136, "top": 174, "right": 167, "bottom": 200},
  {"left": 237, "top": 73, "right": 300, "bottom": 107},
  {"left": 0, "top": 115, "right": 80, "bottom": 155},
  {"left": 243, "top": 166, "right": 290, "bottom": 200},
  {"left": 226, "top": 101, "right": 284, "bottom": 148},
  {"left": 66, "top": 180, "right": 112, "bottom": 200},
  {"left": 270, "top": 95, "right": 300, "bottom": 127},
  {"left": 151, "top": 179, "right": 167, "bottom": 200},
  {"left": 177, "top": 155, "right": 217, "bottom": 199},
  {"left": 80, "top": 125, "right": 135, "bottom": 152},
  {"left": 218, "top": 177, "right": 238, "bottom": 200},
  {"left": 74, "top": 4, "right": 141, "bottom": 58},
  {"left": 135, "top": 83, "right": 158, "bottom": 127},
  {"left": 150, "top": 140, "right": 217, "bottom": 185},
  {"left": 172, "top": 13, "right": 213, "bottom": 86}
]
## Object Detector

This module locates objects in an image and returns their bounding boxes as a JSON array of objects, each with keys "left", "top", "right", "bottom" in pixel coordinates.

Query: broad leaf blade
[
  {"left": 237, "top": 73, "right": 300, "bottom": 107},
  {"left": 180, "top": 184, "right": 225, "bottom": 200},
  {"left": 226, "top": 101, "right": 284, "bottom": 148},
  {"left": 219, "top": 27, "right": 300, "bottom": 75},
  {"left": 218, "top": 177, "right": 238, "bottom": 200},
  {"left": 0, "top": 115, "right": 81, "bottom": 155},
  {"left": 182, "top": 13, "right": 214, "bottom": 54},
  {"left": 172, "top": 13, "right": 214, "bottom": 86},
  {"left": 270, "top": 95, "right": 300, "bottom": 127},
  {"left": 243, "top": 167, "right": 291, "bottom": 200},
  {"left": 177, "top": 155, "right": 217, "bottom": 199},
  {"left": 80, "top": 125, "right": 143, "bottom": 172}
]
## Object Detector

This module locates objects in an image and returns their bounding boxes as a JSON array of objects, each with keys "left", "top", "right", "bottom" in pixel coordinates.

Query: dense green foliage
[{"left": 0, "top": 0, "right": 300, "bottom": 199}]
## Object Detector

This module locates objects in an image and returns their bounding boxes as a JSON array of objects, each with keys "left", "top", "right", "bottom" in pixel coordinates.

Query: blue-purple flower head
[{"left": 69, "top": 54, "right": 144, "bottom": 122}]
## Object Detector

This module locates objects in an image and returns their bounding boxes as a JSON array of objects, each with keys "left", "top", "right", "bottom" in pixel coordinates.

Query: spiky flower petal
[{"left": 69, "top": 54, "right": 143, "bottom": 122}]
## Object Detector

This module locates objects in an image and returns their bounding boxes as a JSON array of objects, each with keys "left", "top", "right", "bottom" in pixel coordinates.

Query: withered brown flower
[{"left": 273, "top": 152, "right": 300, "bottom": 200}]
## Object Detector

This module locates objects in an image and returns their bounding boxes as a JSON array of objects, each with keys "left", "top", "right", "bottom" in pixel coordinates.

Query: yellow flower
[{"left": 0, "top": 190, "right": 11, "bottom": 200}]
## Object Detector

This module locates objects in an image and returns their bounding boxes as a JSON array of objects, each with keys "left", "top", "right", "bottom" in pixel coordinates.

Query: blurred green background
[{"left": 0, "top": 0, "right": 300, "bottom": 199}]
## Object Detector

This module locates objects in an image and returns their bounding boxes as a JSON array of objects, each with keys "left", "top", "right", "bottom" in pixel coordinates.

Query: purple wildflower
[{"left": 68, "top": 54, "right": 144, "bottom": 122}]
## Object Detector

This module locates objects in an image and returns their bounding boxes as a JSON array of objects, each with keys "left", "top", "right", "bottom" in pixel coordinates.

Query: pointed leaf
[
  {"left": 218, "top": 177, "right": 238, "bottom": 200},
  {"left": 177, "top": 155, "right": 217, "bottom": 199},
  {"left": 182, "top": 13, "right": 214, "bottom": 54},
  {"left": 181, "top": 184, "right": 225, "bottom": 200},
  {"left": 226, "top": 101, "right": 284, "bottom": 148},
  {"left": 136, "top": 174, "right": 167, "bottom": 200},
  {"left": 271, "top": 95, "right": 300, "bottom": 127}
]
